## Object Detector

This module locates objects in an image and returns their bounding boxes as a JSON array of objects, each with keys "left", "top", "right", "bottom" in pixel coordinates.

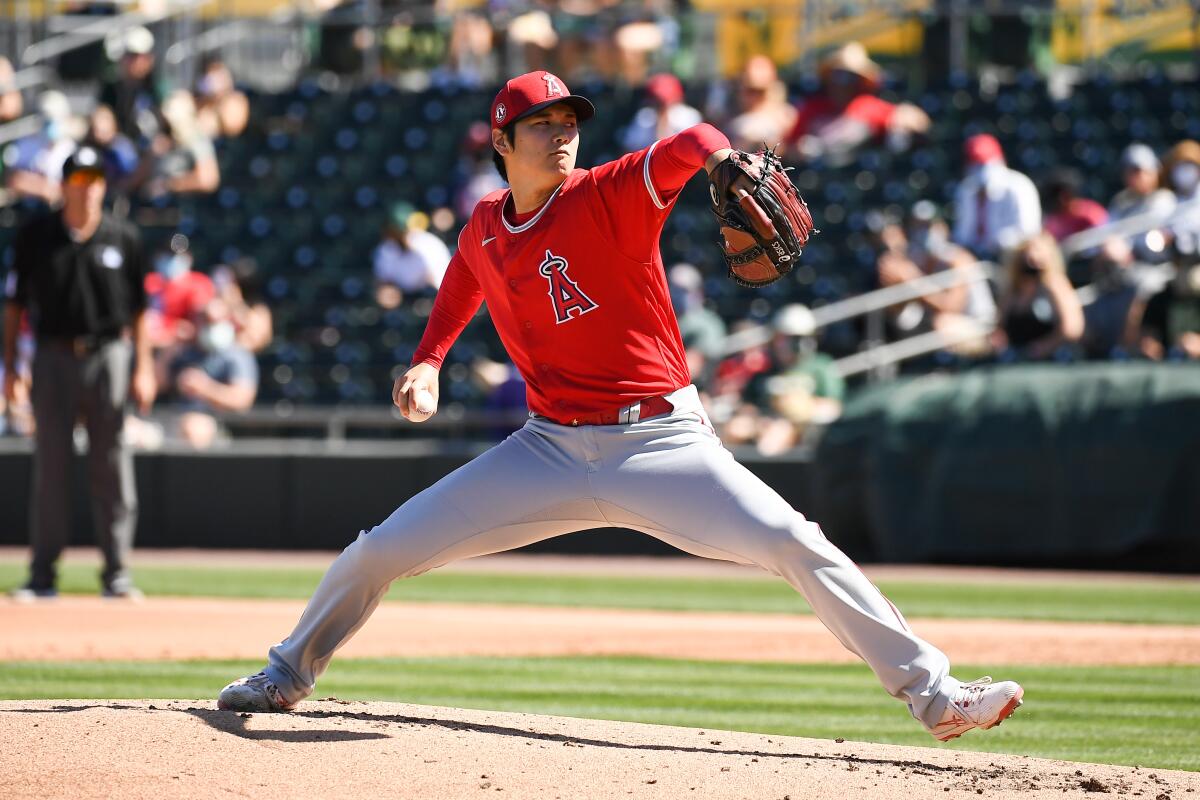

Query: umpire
[{"left": 2, "top": 146, "right": 156, "bottom": 599}]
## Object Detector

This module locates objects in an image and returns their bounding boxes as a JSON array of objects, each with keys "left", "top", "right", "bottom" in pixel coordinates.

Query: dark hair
[{"left": 492, "top": 125, "right": 515, "bottom": 182}]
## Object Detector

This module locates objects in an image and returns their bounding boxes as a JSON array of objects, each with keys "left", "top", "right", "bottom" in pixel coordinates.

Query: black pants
[{"left": 28, "top": 338, "right": 136, "bottom": 592}]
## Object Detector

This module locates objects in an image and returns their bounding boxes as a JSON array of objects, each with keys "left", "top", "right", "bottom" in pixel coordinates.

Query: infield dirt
[{"left": 3, "top": 699, "right": 1198, "bottom": 800}]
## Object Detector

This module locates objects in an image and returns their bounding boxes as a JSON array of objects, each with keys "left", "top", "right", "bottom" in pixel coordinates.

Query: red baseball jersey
[{"left": 412, "top": 123, "right": 730, "bottom": 419}]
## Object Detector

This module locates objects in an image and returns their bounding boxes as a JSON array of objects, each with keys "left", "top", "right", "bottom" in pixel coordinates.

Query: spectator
[
  {"left": 668, "top": 263, "right": 726, "bottom": 387},
  {"left": 724, "top": 55, "right": 796, "bottom": 152},
  {"left": 621, "top": 73, "right": 703, "bottom": 153},
  {"left": 212, "top": 258, "right": 273, "bottom": 353},
  {"left": 194, "top": 58, "right": 249, "bottom": 140},
  {"left": 0, "top": 56, "right": 23, "bottom": 123},
  {"left": 2, "top": 91, "right": 78, "bottom": 207},
  {"left": 443, "top": 11, "right": 498, "bottom": 87},
  {"left": 991, "top": 233, "right": 1084, "bottom": 360},
  {"left": 1125, "top": 265, "right": 1200, "bottom": 361},
  {"left": 3, "top": 146, "right": 155, "bottom": 600},
  {"left": 139, "top": 90, "right": 220, "bottom": 198},
  {"left": 373, "top": 203, "right": 451, "bottom": 309},
  {"left": 1081, "top": 237, "right": 1150, "bottom": 358},
  {"left": 876, "top": 200, "right": 996, "bottom": 347},
  {"left": 1107, "top": 143, "right": 1176, "bottom": 263},
  {"left": 1162, "top": 140, "right": 1200, "bottom": 262},
  {"left": 1041, "top": 167, "right": 1107, "bottom": 243},
  {"left": 952, "top": 134, "right": 1041, "bottom": 260},
  {"left": 144, "top": 233, "right": 215, "bottom": 348},
  {"left": 752, "top": 304, "right": 844, "bottom": 455},
  {"left": 455, "top": 121, "right": 507, "bottom": 217},
  {"left": 99, "top": 25, "right": 165, "bottom": 142},
  {"left": 166, "top": 298, "right": 258, "bottom": 449},
  {"left": 785, "top": 42, "right": 929, "bottom": 165},
  {"left": 83, "top": 103, "right": 139, "bottom": 192}
]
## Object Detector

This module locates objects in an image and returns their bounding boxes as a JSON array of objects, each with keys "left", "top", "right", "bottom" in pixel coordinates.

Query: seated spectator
[
  {"left": 876, "top": 201, "right": 996, "bottom": 350},
  {"left": 668, "top": 263, "right": 726, "bottom": 389},
  {"left": 621, "top": 74, "right": 702, "bottom": 153},
  {"left": 1162, "top": 140, "right": 1200, "bottom": 262},
  {"left": 99, "top": 26, "right": 166, "bottom": 142},
  {"left": 1041, "top": 167, "right": 1107, "bottom": 243},
  {"left": 194, "top": 58, "right": 249, "bottom": 141},
  {"left": 752, "top": 304, "right": 845, "bottom": 455},
  {"left": 455, "top": 121, "right": 507, "bottom": 216},
  {"left": 144, "top": 234, "right": 215, "bottom": 348},
  {"left": 212, "top": 258, "right": 273, "bottom": 353},
  {"left": 1108, "top": 143, "right": 1176, "bottom": 263},
  {"left": 0, "top": 56, "right": 23, "bottom": 123},
  {"left": 991, "top": 233, "right": 1084, "bottom": 360},
  {"left": 785, "top": 42, "right": 929, "bottom": 165},
  {"left": 1126, "top": 268, "right": 1200, "bottom": 361},
  {"left": 138, "top": 90, "right": 220, "bottom": 198},
  {"left": 1082, "top": 237, "right": 1151, "bottom": 359},
  {"left": 2, "top": 91, "right": 77, "bottom": 207},
  {"left": 373, "top": 203, "right": 451, "bottom": 309},
  {"left": 83, "top": 103, "right": 139, "bottom": 194},
  {"left": 724, "top": 55, "right": 796, "bottom": 152},
  {"left": 952, "top": 134, "right": 1041, "bottom": 260},
  {"left": 165, "top": 299, "right": 259, "bottom": 449}
]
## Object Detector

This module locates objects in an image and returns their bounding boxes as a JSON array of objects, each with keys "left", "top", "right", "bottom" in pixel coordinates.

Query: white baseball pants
[{"left": 265, "top": 386, "right": 953, "bottom": 727}]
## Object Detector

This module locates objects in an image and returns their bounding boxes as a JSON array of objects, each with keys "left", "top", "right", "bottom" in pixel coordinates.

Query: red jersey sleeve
[
  {"left": 844, "top": 94, "right": 897, "bottom": 137},
  {"left": 589, "top": 123, "right": 729, "bottom": 261},
  {"left": 410, "top": 230, "right": 484, "bottom": 369}
]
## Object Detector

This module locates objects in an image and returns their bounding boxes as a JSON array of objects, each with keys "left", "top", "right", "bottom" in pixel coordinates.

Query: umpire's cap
[
  {"left": 490, "top": 71, "right": 595, "bottom": 131},
  {"left": 61, "top": 146, "right": 106, "bottom": 181}
]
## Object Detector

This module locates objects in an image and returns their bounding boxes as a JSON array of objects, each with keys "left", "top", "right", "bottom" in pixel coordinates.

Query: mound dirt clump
[{"left": 2, "top": 700, "right": 1196, "bottom": 799}]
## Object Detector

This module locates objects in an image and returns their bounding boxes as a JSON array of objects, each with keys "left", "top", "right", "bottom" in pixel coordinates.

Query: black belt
[{"left": 41, "top": 332, "right": 124, "bottom": 357}]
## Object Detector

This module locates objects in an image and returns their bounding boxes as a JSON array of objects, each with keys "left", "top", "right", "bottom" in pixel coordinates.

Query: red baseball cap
[
  {"left": 490, "top": 70, "right": 595, "bottom": 131},
  {"left": 645, "top": 73, "right": 684, "bottom": 106},
  {"left": 964, "top": 134, "right": 1005, "bottom": 165}
]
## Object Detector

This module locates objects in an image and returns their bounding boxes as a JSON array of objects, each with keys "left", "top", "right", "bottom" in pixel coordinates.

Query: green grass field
[
  {"left": 1, "top": 658, "right": 1196, "bottom": 771},
  {"left": 2, "top": 562, "right": 1198, "bottom": 624}
]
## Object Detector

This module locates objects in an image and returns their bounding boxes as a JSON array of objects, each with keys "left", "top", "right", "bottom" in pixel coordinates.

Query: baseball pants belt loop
[{"left": 554, "top": 394, "right": 675, "bottom": 427}]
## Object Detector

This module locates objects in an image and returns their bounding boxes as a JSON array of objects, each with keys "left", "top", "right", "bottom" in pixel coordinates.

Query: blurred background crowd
[{"left": 2, "top": 0, "right": 1199, "bottom": 454}]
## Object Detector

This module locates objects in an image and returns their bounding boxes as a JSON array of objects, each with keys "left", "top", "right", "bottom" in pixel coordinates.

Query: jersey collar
[{"left": 501, "top": 180, "right": 566, "bottom": 234}]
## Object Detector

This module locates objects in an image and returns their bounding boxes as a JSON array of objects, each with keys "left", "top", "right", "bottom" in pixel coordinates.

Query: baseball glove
[{"left": 708, "top": 148, "right": 816, "bottom": 288}]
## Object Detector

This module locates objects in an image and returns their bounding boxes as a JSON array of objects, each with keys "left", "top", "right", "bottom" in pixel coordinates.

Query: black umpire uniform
[{"left": 2, "top": 146, "right": 150, "bottom": 597}]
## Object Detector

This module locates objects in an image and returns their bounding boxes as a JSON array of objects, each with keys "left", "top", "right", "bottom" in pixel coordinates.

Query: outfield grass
[
  {"left": 1, "top": 658, "right": 1196, "bottom": 771},
  {"left": 2, "top": 562, "right": 1198, "bottom": 624}
]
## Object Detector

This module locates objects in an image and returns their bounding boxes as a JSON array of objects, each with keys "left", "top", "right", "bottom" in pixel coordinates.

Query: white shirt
[
  {"left": 372, "top": 229, "right": 451, "bottom": 292},
  {"left": 952, "top": 163, "right": 1042, "bottom": 258}
]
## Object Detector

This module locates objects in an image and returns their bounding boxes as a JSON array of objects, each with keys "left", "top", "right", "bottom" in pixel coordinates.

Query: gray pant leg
[
  {"left": 591, "top": 409, "right": 952, "bottom": 729},
  {"left": 80, "top": 341, "right": 136, "bottom": 592},
  {"left": 265, "top": 423, "right": 604, "bottom": 702},
  {"left": 28, "top": 345, "right": 81, "bottom": 589}
]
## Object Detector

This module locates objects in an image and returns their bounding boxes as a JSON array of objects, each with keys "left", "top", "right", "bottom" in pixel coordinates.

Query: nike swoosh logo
[{"left": 482, "top": 236, "right": 497, "bottom": 246}]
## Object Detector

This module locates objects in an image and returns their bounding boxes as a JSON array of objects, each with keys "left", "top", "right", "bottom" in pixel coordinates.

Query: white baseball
[{"left": 410, "top": 387, "right": 436, "bottom": 421}]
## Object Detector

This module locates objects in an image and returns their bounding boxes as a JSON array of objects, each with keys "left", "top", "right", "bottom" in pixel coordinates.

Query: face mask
[
  {"left": 909, "top": 226, "right": 947, "bottom": 259},
  {"left": 44, "top": 121, "right": 63, "bottom": 141},
  {"left": 199, "top": 321, "right": 236, "bottom": 353},
  {"left": 154, "top": 254, "right": 190, "bottom": 280},
  {"left": 1171, "top": 162, "right": 1200, "bottom": 195}
]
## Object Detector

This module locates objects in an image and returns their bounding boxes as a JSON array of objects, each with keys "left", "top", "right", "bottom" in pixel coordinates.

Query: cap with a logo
[
  {"left": 61, "top": 146, "right": 106, "bottom": 181},
  {"left": 490, "top": 71, "right": 595, "bottom": 131}
]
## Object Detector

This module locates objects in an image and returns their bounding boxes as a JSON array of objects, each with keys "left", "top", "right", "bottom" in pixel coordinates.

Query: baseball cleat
[
  {"left": 101, "top": 586, "right": 144, "bottom": 601},
  {"left": 218, "top": 671, "right": 296, "bottom": 713},
  {"left": 928, "top": 676, "right": 1024, "bottom": 742},
  {"left": 8, "top": 585, "right": 58, "bottom": 602}
]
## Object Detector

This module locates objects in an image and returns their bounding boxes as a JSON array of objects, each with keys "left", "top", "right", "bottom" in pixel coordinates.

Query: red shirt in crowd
[
  {"left": 412, "top": 123, "right": 730, "bottom": 420},
  {"left": 787, "top": 93, "right": 896, "bottom": 142},
  {"left": 1043, "top": 198, "right": 1108, "bottom": 242},
  {"left": 144, "top": 271, "right": 215, "bottom": 344}
]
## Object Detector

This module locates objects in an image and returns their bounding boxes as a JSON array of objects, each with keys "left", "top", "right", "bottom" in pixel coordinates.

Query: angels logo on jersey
[{"left": 538, "top": 249, "right": 597, "bottom": 324}]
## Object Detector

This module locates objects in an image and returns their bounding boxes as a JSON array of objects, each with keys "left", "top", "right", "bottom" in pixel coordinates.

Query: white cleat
[
  {"left": 929, "top": 676, "right": 1024, "bottom": 742},
  {"left": 218, "top": 671, "right": 296, "bottom": 713}
]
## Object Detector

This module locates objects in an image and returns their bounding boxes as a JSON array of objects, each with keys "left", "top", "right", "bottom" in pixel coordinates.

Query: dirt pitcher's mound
[{"left": 2, "top": 701, "right": 1196, "bottom": 800}]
